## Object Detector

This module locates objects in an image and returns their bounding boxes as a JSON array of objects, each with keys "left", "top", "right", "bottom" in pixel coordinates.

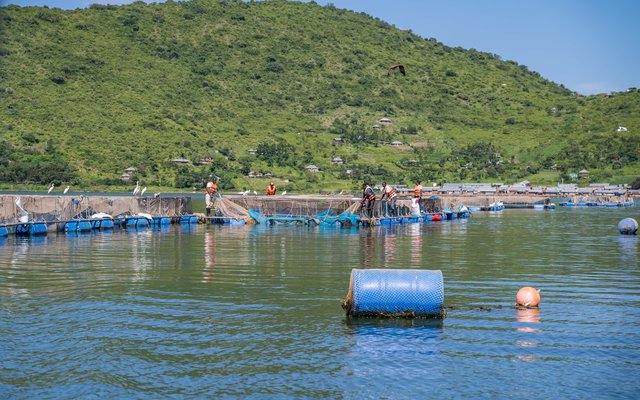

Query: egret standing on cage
[
  {"left": 140, "top": 186, "right": 147, "bottom": 196},
  {"left": 133, "top": 181, "right": 140, "bottom": 196},
  {"left": 47, "top": 183, "right": 55, "bottom": 194},
  {"left": 15, "top": 196, "right": 29, "bottom": 223},
  {"left": 63, "top": 186, "right": 70, "bottom": 194}
]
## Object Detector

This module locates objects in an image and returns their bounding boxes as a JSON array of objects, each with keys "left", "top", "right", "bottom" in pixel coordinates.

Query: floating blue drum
[
  {"left": 65, "top": 221, "right": 92, "bottom": 232},
  {"left": 179, "top": 215, "right": 199, "bottom": 224},
  {"left": 91, "top": 219, "right": 114, "bottom": 229},
  {"left": 0, "top": 226, "right": 8, "bottom": 237},
  {"left": 618, "top": 218, "right": 638, "bottom": 235},
  {"left": 152, "top": 217, "right": 171, "bottom": 226},
  {"left": 16, "top": 223, "right": 48, "bottom": 236},
  {"left": 126, "top": 216, "right": 150, "bottom": 228},
  {"left": 342, "top": 269, "right": 445, "bottom": 318}
]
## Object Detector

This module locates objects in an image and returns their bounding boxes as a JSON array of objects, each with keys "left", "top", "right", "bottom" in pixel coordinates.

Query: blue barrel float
[
  {"left": 65, "top": 220, "right": 92, "bottom": 232},
  {"left": 342, "top": 269, "right": 445, "bottom": 318},
  {"left": 16, "top": 222, "right": 48, "bottom": 236},
  {"left": 618, "top": 218, "right": 638, "bottom": 235},
  {"left": 179, "top": 214, "right": 199, "bottom": 224}
]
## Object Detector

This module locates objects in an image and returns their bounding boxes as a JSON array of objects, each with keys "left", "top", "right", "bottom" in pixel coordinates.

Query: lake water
[{"left": 1, "top": 207, "right": 639, "bottom": 399}]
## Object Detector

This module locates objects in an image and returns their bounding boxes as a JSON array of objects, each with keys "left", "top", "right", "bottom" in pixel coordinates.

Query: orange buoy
[{"left": 516, "top": 286, "right": 541, "bottom": 307}]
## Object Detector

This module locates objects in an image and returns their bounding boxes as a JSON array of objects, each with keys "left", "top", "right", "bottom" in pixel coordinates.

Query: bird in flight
[{"left": 387, "top": 64, "right": 406, "bottom": 76}]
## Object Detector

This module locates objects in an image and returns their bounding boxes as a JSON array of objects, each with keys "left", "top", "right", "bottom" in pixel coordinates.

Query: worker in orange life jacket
[
  {"left": 414, "top": 180, "right": 423, "bottom": 199},
  {"left": 266, "top": 182, "right": 277, "bottom": 195},
  {"left": 360, "top": 183, "right": 376, "bottom": 218},
  {"left": 205, "top": 178, "right": 218, "bottom": 216},
  {"left": 380, "top": 182, "right": 398, "bottom": 217}
]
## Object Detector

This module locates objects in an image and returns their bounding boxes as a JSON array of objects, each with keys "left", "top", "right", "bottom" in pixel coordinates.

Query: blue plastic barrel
[
  {"left": 618, "top": 218, "right": 638, "bottom": 235},
  {"left": 180, "top": 215, "right": 199, "bottom": 224},
  {"left": 343, "top": 269, "right": 445, "bottom": 318}
]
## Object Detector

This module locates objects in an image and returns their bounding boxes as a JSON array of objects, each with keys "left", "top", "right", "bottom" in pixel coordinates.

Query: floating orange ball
[{"left": 516, "top": 287, "right": 540, "bottom": 307}]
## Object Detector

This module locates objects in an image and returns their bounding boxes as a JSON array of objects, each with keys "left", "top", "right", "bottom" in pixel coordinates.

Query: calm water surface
[{"left": 1, "top": 207, "right": 639, "bottom": 399}]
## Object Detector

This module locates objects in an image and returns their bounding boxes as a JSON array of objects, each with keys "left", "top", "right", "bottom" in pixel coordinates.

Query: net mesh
[{"left": 0, "top": 195, "right": 191, "bottom": 224}]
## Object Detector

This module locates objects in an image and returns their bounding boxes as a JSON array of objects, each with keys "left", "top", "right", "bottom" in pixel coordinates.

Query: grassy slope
[{"left": 0, "top": 0, "right": 638, "bottom": 192}]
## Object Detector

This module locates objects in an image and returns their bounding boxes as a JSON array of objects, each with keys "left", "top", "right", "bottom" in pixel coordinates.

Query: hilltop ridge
[{"left": 0, "top": 0, "right": 638, "bottom": 192}]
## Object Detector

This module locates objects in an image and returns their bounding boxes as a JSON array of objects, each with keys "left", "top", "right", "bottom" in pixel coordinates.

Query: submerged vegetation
[{"left": 0, "top": 0, "right": 638, "bottom": 192}]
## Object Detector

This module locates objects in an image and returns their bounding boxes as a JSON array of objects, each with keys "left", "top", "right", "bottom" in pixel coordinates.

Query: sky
[{"left": 2, "top": 0, "right": 638, "bottom": 95}]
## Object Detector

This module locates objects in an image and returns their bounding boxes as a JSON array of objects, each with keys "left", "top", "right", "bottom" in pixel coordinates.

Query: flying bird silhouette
[{"left": 387, "top": 64, "right": 406, "bottom": 76}]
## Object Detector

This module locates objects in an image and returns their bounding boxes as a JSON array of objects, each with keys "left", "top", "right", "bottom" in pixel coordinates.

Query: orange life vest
[
  {"left": 364, "top": 185, "right": 375, "bottom": 201},
  {"left": 206, "top": 182, "right": 217, "bottom": 195},
  {"left": 386, "top": 186, "right": 397, "bottom": 198}
]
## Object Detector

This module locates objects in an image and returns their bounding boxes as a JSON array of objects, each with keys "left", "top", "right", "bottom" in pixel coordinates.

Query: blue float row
[
  {"left": 559, "top": 201, "right": 634, "bottom": 207},
  {"left": 0, "top": 214, "right": 203, "bottom": 237}
]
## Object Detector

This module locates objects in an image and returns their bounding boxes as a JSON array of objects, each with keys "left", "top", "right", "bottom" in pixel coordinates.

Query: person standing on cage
[
  {"left": 360, "top": 182, "right": 376, "bottom": 218},
  {"left": 414, "top": 180, "right": 423, "bottom": 199},
  {"left": 205, "top": 177, "right": 218, "bottom": 217},
  {"left": 380, "top": 182, "right": 398, "bottom": 217},
  {"left": 266, "top": 181, "right": 277, "bottom": 196}
]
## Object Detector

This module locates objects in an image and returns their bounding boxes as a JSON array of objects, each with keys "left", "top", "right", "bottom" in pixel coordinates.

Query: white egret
[
  {"left": 63, "top": 186, "right": 70, "bottom": 194},
  {"left": 47, "top": 183, "right": 55, "bottom": 194},
  {"left": 253, "top": 190, "right": 257, "bottom": 195},
  {"left": 154, "top": 192, "right": 161, "bottom": 198},
  {"left": 339, "top": 190, "right": 344, "bottom": 195},
  {"left": 240, "top": 190, "right": 250, "bottom": 196},
  {"left": 133, "top": 181, "right": 140, "bottom": 195},
  {"left": 281, "top": 191, "right": 287, "bottom": 196},
  {"left": 140, "top": 186, "right": 147, "bottom": 196},
  {"left": 15, "top": 197, "right": 28, "bottom": 222}
]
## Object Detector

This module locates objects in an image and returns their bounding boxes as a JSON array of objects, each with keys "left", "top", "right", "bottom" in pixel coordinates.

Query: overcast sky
[{"left": 3, "top": 0, "right": 639, "bottom": 95}]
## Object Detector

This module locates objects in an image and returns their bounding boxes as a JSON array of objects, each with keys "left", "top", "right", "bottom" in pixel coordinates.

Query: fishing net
[
  {"left": 217, "top": 195, "right": 363, "bottom": 225},
  {"left": 212, "top": 198, "right": 254, "bottom": 224}
]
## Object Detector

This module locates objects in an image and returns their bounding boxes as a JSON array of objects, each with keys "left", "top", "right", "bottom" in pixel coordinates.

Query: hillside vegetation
[{"left": 1, "top": 0, "right": 639, "bottom": 193}]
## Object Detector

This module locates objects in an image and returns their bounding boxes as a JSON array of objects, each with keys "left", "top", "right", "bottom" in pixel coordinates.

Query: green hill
[{"left": 1, "top": 0, "right": 639, "bottom": 193}]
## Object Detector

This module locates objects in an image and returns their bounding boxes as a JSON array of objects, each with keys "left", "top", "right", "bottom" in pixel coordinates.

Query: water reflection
[
  {"left": 203, "top": 230, "right": 216, "bottom": 283},
  {"left": 341, "top": 318, "right": 443, "bottom": 396},
  {"left": 360, "top": 228, "right": 375, "bottom": 268},
  {"left": 515, "top": 307, "right": 541, "bottom": 362},
  {"left": 616, "top": 235, "right": 639, "bottom": 266},
  {"left": 410, "top": 223, "right": 421, "bottom": 267},
  {"left": 382, "top": 227, "right": 396, "bottom": 268}
]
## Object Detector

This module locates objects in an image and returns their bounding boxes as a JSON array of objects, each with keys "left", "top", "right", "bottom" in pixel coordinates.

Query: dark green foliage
[{"left": 0, "top": 0, "right": 638, "bottom": 191}]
